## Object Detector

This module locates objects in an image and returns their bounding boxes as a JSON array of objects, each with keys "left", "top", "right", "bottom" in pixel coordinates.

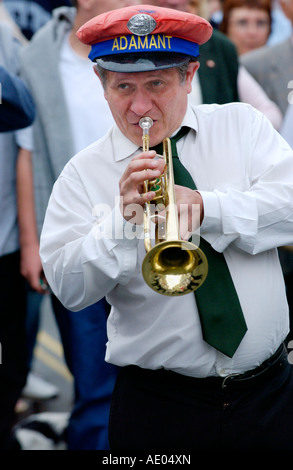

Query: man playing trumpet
[{"left": 40, "top": 4, "right": 293, "bottom": 450}]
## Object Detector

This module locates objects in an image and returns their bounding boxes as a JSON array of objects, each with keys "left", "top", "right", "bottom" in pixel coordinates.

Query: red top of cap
[{"left": 77, "top": 4, "right": 212, "bottom": 47}]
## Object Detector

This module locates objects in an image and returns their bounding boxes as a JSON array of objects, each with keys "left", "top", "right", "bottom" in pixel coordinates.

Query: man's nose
[{"left": 130, "top": 90, "right": 153, "bottom": 116}]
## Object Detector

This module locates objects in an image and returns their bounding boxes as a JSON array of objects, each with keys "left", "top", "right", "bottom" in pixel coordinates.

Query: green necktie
[{"left": 152, "top": 128, "right": 247, "bottom": 357}]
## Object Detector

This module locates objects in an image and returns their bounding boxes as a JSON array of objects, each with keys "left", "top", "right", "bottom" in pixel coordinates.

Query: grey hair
[{"left": 94, "top": 64, "right": 109, "bottom": 89}]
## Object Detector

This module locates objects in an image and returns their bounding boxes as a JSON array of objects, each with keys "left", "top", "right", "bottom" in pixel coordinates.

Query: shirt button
[{"left": 219, "top": 368, "right": 227, "bottom": 377}]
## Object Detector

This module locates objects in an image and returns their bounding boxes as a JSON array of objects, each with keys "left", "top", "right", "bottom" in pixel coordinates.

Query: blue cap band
[{"left": 89, "top": 34, "right": 199, "bottom": 61}]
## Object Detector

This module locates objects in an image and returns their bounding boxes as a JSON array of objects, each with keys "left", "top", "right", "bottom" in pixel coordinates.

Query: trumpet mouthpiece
[{"left": 139, "top": 117, "right": 153, "bottom": 131}]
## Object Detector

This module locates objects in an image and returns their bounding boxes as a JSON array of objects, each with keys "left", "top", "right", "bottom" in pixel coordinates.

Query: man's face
[{"left": 100, "top": 63, "right": 198, "bottom": 147}]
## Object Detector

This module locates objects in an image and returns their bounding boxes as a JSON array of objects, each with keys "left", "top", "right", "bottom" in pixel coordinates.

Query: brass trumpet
[{"left": 139, "top": 117, "right": 208, "bottom": 296}]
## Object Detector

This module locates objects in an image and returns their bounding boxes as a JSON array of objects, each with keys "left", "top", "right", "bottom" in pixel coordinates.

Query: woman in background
[{"left": 220, "top": 0, "right": 271, "bottom": 55}]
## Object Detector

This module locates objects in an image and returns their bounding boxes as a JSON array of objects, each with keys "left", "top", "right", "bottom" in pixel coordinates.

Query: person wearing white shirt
[
  {"left": 40, "top": 5, "right": 293, "bottom": 450},
  {"left": 18, "top": 0, "right": 130, "bottom": 451}
]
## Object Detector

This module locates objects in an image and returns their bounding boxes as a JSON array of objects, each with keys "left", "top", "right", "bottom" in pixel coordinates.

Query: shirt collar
[
  {"left": 180, "top": 104, "right": 198, "bottom": 134},
  {"left": 112, "top": 125, "right": 139, "bottom": 162},
  {"left": 112, "top": 104, "right": 198, "bottom": 162}
]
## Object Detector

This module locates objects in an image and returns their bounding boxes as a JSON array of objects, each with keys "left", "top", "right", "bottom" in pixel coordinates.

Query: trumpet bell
[{"left": 142, "top": 240, "right": 208, "bottom": 296}]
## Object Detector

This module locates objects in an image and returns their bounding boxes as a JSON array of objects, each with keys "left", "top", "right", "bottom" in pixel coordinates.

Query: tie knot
[
  {"left": 150, "top": 126, "right": 190, "bottom": 157},
  {"left": 172, "top": 126, "right": 190, "bottom": 143}
]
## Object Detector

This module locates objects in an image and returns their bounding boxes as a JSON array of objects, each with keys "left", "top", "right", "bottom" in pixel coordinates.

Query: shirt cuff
[{"left": 199, "top": 190, "right": 223, "bottom": 233}]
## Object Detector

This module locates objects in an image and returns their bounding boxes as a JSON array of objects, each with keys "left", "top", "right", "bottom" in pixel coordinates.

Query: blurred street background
[{"left": 14, "top": 296, "right": 74, "bottom": 449}]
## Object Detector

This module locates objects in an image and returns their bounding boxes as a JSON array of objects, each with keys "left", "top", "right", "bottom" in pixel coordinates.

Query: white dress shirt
[
  {"left": 189, "top": 66, "right": 283, "bottom": 131},
  {"left": 281, "top": 103, "right": 293, "bottom": 149},
  {"left": 40, "top": 103, "right": 293, "bottom": 377},
  {"left": 59, "top": 32, "right": 114, "bottom": 155}
]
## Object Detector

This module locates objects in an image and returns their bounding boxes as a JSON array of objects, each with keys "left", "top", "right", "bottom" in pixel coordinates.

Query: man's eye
[
  {"left": 147, "top": 80, "right": 165, "bottom": 92},
  {"left": 118, "top": 83, "right": 130, "bottom": 90}
]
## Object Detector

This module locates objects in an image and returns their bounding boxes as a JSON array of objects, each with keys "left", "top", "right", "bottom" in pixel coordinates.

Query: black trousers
[
  {"left": 0, "top": 251, "right": 28, "bottom": 449},
  {"left": 109, "top": 347, "right": 293, "bottom": 450}
]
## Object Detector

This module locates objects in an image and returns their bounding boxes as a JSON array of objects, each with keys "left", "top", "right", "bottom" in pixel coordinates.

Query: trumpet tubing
[{"left": 139, "top": 117, "right": 208, "bottom": 296}]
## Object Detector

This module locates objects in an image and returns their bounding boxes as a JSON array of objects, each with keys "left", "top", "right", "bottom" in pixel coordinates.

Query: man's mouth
[{"left": 133, "top": 119, "right": 156, "bottom": 126}]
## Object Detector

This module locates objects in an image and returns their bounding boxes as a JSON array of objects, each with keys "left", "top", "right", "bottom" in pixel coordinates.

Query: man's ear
[
  {"left": 186, "top": 61, "right": 200, "bottom": 94},
  {"left": 93, "top": 64, "right": 100, "bottom": 79}
]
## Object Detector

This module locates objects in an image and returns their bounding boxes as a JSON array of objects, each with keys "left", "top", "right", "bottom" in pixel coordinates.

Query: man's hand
[
  {"left": 119, "top": 150, "right": 165, "bottom": 223},
  {"left": 20, "top": 242, "right": 50, "bottom": 294},
  {"left": 119, "top": 152, "right": 204, "bottom": 236},
  {"left": 175, "top": 186, "right": 204, "bottom": 240}
]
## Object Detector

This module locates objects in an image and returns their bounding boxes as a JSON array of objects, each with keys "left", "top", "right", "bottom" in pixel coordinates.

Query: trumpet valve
[{"left": 148, "top": 177, "right": 164, "bottom": 206}]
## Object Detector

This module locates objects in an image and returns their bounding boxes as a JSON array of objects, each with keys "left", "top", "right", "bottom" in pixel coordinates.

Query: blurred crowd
[{"left": 1, "top": 0, "right": 293, "bottom": 450}]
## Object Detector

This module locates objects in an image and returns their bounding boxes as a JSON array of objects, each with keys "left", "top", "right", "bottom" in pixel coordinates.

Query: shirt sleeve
[
  {"left": 15, "top": 125, "right": 33, "bottom": 150},
  {"left": 200, "top": 108, "right": 293, "bottom": 254},
  {"left": 40, "top": 170, "right": 140, "bottom": 311}
]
